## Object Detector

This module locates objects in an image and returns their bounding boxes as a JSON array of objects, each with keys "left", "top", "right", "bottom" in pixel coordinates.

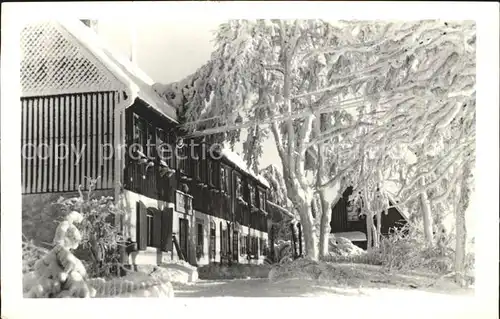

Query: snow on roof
[
  {"left": 58, "top": 20, "right": 178, "bottom": 123},
  {"left": 220, "top": 148, "right": 270, "bottom": 188}
]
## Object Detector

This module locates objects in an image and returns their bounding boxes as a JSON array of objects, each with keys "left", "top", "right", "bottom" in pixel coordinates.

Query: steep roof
[{"left": 58, "top": 20, "right": 178, "bottom": 122}]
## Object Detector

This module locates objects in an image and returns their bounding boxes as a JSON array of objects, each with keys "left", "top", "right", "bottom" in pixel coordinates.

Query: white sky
[{"left": 96, "top": 19, "right": 280, "bottom": 172}]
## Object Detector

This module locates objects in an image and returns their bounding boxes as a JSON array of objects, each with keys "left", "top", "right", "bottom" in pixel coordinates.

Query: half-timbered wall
[{"left": 21, "top": 91, "right": 116, "bottom": 194}]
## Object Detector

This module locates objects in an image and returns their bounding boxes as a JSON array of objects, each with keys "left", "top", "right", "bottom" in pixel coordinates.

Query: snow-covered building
[
  {"left": 330, "top": 186, "right": 409, "bottom": 249},
  {"left": 20, "top": 19, "right": 273, "bottom": 267}
]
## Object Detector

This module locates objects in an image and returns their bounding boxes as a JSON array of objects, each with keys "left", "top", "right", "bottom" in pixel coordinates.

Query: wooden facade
[
  {"left": 123, "top": 100, "right": 269, "bottom": 229},
  {"left": 21, "top": 91, "right": 117, "bottom": 194}
]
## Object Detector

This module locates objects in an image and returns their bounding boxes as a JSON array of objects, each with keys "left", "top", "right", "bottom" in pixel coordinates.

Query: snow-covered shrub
[
  {"left": 269, "top": 258, "right": 325, "bottom": 282},
  {"left": 376, "top": 223, "right": 466, "bottom": 274},
  {"left": 22, "top": 236, "right": 50, "bottom": 273},
  {"left": 159, "top": 262, "right": 198, "bottom": 283},
  {"left": 54, "top": 178, "right": 125, "bottom": 278},
  {"left": 23, "top": 211, "right": 96, "bottom": 298},
  {"left": 23, "top": 203, "right": 175, "bottom": 298},
  {"left": 274, "top": 240, "right": 293, "bottom": 263},
  {"left": 328, "top": 236, "right": 366, "bottom": 257},
  {"left": 269, "top": 258, "right": 367, "bottom": 286}
]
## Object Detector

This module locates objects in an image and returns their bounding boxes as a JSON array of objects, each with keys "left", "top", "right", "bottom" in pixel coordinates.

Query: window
[
  {"left": 259, "top": 238, "right": 267, "bottom": 256},
  {"left": 156, "top": 128, "right": 173, "bottom": 166},
  {"left": 196, "top": 222, "right": 204, "bottom": 259},
  {"left": 220, "top": 166, "right": 229, "bottom": 193},
  {"left": 177, "top": 143, "right": 187, "bottom": 174},
  {"left": 132, "top": 114, "right": 147, "bottom": 155},
  {"left": 258, "top": 189, "right": 266, "bottom": 211},
  {"left": 212, "top": 162, "right": 219, "bottom": 188},
  {"left": 207, "top": 161, "right": 214, "bottom": 186},
  {"left": 250, "top": 237, "right": 258, "bottom": 256},
  {"left": 193, "top": 154, "right": 201, "bottom": 181},
  {"left": 249, "top": 184, "right": 256, "bottom": 206},
  {"left": 146, "top": 123, "right": 154, "bottom": 158},
  {"left": 235, "top": 174, "right": 243, "bottom": 199},
  {"left": 146, "top": 209, "right": 154, "bottom": 247},
  {"left": 240, "top": 235, "right": 247, "bottom": 256},
  {"left": 209, "top": 221, "right": 216, "bottom": 261},
  {"left": 221, "top": 224, "right": 228, "bottom": 257}
]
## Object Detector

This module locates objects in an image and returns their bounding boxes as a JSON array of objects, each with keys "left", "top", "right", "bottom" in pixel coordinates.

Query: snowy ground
[
  {"left": 172, "top": 278, "right": 483, "bottom": 318},
  {"left": 172, "top": 277, "right": 474, "bottom": 298}
]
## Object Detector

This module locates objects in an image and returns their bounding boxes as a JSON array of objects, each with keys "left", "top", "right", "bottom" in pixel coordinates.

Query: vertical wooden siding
[{"left": 21, "top": 92, "right": 116, "bottom": 194}]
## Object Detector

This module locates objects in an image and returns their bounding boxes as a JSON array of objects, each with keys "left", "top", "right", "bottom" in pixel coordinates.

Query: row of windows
[
  {"left": 197, "top": 221, "right": 268, "bottom": 261},
  {"left": 239, "top": 235, "right": 267, "bottom": 257},
  {"left": 136, "top": 203, "right": 268, "bottom": 259},
  {"left": 132, "top": 112, "right": 267, "bottom": 211}
]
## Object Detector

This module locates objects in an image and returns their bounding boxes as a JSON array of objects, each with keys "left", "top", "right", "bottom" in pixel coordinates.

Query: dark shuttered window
[
  {"left": 136, "top": 201, "right": 148, "bottom": 250},
  {"left": 147, "top": 209, "right": 154, "bottom": 247},
  {"left": 151, "top": 208, "right": 162, "bottom": 248},
  {"left": 137, "top": 202, "right": 173, "bottom": 251}
]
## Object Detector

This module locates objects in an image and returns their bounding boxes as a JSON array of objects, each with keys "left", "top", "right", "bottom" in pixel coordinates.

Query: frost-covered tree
[
  {"left": 259, "top": 164, "right": 290, "bottom": 209},
  {"left": 155, "top": 19, "right": 475, "bottom": 260}
]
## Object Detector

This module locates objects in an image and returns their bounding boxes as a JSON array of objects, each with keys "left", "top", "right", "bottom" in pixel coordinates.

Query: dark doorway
[{"left": 179, "top": 218, "right": 189, "bottom": 261}]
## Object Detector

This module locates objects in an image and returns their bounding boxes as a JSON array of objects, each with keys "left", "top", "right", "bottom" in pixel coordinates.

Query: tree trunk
[
  {"left": 374, "top": 210, "right": 382, "bottom": 248},
  {"left": 372, "top": 223, "right": 379, "bottom": 248},
  {"left": 318, "top": 208, "right": 330, "bottom": 258},
  {"left": 318, "top": 188, "right": 342, "bottom": 258},
  {"left": 299, "top": 203, "right": 319, "bottom": 260},
  {"left": 366, "top": 211, "right": 373, "bottom": 251},
  {"left": 455, "top": 206, "right": 467, "bottom": 287},
  {"left": 455, "top": 164, "right": 471, "bottom": 287},
  {"left": 419, "top": 181, "right": 434, "bottom": 246}
]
